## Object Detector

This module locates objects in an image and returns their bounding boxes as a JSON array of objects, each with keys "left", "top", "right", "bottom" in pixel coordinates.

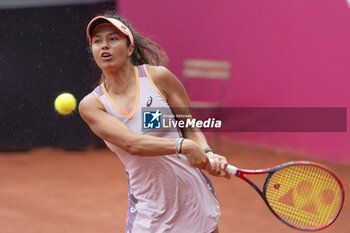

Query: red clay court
[{"left": 0, "top": 139, "right": 348, "bottom": 233}]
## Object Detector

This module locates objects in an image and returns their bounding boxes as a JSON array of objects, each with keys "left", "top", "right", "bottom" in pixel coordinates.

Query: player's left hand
[{"left": 205, "top": 152, "right": 231, "bottom": 179}]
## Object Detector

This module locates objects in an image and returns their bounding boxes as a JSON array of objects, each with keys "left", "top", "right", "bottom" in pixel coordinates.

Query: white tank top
[{"left": 93, "top": 64, "right": 220, "bottom": 233}]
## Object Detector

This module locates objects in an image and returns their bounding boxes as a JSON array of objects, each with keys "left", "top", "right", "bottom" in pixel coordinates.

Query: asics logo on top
[{"left": 146, "top": 96, "right": 153, "bottom": 107}]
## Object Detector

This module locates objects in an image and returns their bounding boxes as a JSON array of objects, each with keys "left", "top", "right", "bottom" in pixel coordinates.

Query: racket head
[{"left": 263, "top": 161, "right": 344, "bottom": 231}]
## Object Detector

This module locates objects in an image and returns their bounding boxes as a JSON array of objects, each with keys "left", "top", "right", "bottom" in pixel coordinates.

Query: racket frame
[{"left": 227, "top": 161, "right": 344, "bottom": 231}]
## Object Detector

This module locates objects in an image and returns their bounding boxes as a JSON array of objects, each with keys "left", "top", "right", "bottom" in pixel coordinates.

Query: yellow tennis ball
[{"left": 54, "top": 93, "right": 77, "bottom": 115}]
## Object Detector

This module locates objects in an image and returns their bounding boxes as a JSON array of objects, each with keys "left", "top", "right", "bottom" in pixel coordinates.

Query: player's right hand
[
  {"left": 206, "top": 154, "right": 231, "bottom": 179},
  {"left": 181, "top": 139, "right": 208, "bottom": 169}
]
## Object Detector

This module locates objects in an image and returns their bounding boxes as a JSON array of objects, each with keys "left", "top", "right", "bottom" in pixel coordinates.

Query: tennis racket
[{"left": 212, "top": 160, "right": 344, "bottom": 231}]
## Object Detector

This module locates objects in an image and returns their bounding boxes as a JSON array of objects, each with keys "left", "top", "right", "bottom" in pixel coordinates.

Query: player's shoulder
[
  {"left": 79, "top": 92, "right": 104, "bottom": 113},
  {"left": 147, "top": 65, "right": 180, "bottom": 87},
  {"left": 147, "top": 65, "right": 175, "bottom": 82},
  {"left": 147, "top": 65, "right": 180, "bottom": 99},
  {"left": 80, "top": 92, "right": 95, "bottom": 105}
]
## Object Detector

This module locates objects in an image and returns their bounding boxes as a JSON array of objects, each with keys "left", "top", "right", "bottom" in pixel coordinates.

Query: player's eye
[
  {"left": 109, "top": 36, "right": 118, "bottom": 41},
  {"left": 93, "top": 39, "right": 101, "bottom": 44}
]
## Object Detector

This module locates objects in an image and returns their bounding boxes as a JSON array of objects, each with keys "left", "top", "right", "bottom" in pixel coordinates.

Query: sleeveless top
[{"left": 92, "top": 65, "right": 220, "bottom": 233}]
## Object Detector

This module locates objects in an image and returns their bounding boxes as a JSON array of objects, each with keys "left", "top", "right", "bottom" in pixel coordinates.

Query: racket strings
[
  {"left": 270, "top": 166, "right": 341, "bottom": 228},
  {"left": 265, "top": 164, "right": 342, "bottom": 230}
]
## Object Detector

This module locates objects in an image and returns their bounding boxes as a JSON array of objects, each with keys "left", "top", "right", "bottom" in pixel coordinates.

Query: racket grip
[
  {"left": 226, "top": 165, "right": 238, "bottom": 176},
  {"left": 208, "top": 158, "right": 238, "bottom": 176}
]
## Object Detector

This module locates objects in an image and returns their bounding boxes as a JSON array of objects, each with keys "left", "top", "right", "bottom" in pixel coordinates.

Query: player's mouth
[{"left": 101, "top": 52, "right": 112, "bottom": 61}]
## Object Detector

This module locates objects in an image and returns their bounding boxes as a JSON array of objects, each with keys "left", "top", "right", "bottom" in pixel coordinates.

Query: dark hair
[{"left": 93, "top": 10, "right": 168, "bottom": 67}]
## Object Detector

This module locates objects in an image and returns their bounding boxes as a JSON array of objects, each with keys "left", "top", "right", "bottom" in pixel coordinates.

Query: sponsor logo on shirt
[{"left": 146, "top": 96, "right": 153, "bottom": 107}]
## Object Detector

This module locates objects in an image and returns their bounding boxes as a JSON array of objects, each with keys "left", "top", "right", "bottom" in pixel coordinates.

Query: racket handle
[
  {"left": 208, "top": 158, "right": 238, "bottom": 176},
  {"left": 226, "top": 164, "right": 238, "bottom": 176}
]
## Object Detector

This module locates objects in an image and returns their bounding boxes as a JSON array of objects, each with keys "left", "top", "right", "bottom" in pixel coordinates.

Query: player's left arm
[{"left": 148, "top": 65, "right": 228, "bottom": 176}]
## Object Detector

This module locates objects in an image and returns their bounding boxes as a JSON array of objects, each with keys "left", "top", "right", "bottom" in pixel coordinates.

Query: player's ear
[{"left": 128, "top": 44, "right": 135, "bottom": 56}]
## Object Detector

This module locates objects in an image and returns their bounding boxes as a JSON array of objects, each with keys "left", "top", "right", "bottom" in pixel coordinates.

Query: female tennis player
[{"left": 79, "top": 11, "right": 228, "bottom": 233}]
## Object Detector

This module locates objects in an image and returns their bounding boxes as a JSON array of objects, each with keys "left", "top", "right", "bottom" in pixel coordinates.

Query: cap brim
[{"left": 86, "top": 16, "right": 134, "bottom": 45}]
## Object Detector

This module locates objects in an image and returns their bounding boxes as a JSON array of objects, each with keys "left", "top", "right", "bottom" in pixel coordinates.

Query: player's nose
[{"left": 100, "top": 39, "right": 110, "bottom": 49}]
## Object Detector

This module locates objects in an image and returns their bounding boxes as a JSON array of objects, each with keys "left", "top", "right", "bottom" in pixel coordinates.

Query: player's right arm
[{"left": 78, "top": 93, "right": 208, "bottom": 168}]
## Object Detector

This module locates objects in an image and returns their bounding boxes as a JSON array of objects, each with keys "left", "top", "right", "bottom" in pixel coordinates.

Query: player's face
[{"left": 91, "top": 25, "right": 132, "bottom": 71}]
